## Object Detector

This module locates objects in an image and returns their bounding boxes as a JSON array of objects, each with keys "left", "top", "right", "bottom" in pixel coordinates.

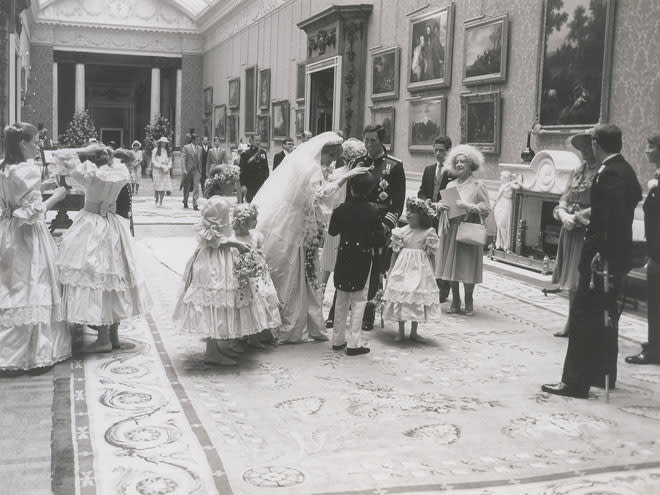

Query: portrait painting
[
  {"left": 408, "top": 97, "right": 446, "bottom": 152},
  {"left": 408, "top": 6, "right": 454, "bottom": 92},
  {"left": 228, "top": 78, "right": 240, "bottom": 109},
  {"left": 370, "top": 46, "right": 399, "bottom": 101},
  {"left": 203, "top": 87, "right": 213, "bottom": 115},
  {"left": 296, "top": 63, "right": 306, "bottom": 102},
  {"left": 227, "top": 114, "right": 239, "bottom": 145},
  {"left": 460, "top": 91, "right": 501, "bottom": 154},
  {"left": 538, "top": 0, "right": 615, "bottom": 127},
  {"left": 295, "top": 108, "right": 305, "bottom": 137},
  {"left": 463, "top": 15, "right": 508, "bottom": 85},
  {"left": 371, "top": 106, "right": 395, "bottom": 152},
  {"left": 257, "top": 115, "right": 270, "bottom": 148},
  {"left": 271, "top": 100, "right": 290, "bottom": 140},
  {"left": 259, "top": 69, "right": 271, "bottom": 110},
  {"left": 245, "top": 66, "right": 257, "bottom": 133},
  {"left": 213, "top": 105, "right": 226, "bottom": 142}
]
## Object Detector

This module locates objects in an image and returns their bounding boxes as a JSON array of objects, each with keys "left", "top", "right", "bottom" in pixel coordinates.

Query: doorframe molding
[{"left": 304, "top": 55, "right": 342, "bottom": 134}]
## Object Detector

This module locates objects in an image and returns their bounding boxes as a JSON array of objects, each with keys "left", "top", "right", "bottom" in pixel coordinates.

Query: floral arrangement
[
  {"left": 144, "top": 114, "right": 173, "bottom": 157},
  {"left": 303, "top": 214, "right": 326, "bottom": 291},
  {"left": 232, "top": 203, "right": 258, "bottom": 232},
  {"left": 62, "top": 111, "right": 98, "bottom": 147},
  {"left": 369, "top": 289, "right": 385, "bottom": 312},
  {"left": 209, "top": 164, "right": 241, "bottom": 184},
  {"left": 233, "top": 249, "right": 267, "bottom": 299}
]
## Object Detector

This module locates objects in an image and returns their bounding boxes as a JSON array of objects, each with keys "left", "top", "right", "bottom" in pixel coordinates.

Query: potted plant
[{"left": 144, "top": 114, "right": 173, "bottom": 177}]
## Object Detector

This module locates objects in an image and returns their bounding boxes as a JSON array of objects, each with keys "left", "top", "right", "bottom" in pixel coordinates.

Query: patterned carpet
[{"left": 61, "top": 233, "right": 660, "bottom": 495}]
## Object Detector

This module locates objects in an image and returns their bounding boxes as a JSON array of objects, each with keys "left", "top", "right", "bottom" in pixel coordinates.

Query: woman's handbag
[{"left": 456, "top": 216, "right": 488, "bottom": 247}]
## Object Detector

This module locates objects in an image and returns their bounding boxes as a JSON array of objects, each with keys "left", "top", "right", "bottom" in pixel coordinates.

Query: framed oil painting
[
  {"left": 537, "top": 0, "right": 616, "bottom": 128},
  {"left": 460, "top": 91, "right": 501, "bottom": 154},
  {"left": 228, "top": 78, "right": 240, "bottom": 109},
  {"left": 295, "top": 108, "right": 305, "bottom": 137},
  {"left": 408, "top": 5, "right": 455, "bottom": 92},
  {"left": 259, "top": 68, "right": 271, "bottom": 110},
  {"left": 296, "top": 63, "right": 306, "bottom": 102},
  {"left": 408, "top": 97, "right": 447, "bottom": 152},
  {"left": 463, "top": 15, "right": 508, "bottom": 85},
  {"left": 271, "top": 100, "right": 290, "bottom": 140},
  {"left": 370, "top": 46, "right": 399, "bottom": 102},
  {"left": 371, "top": 106, "right": 395, "bottom": 152},
  {"left": 203, "top": 87, "right": 213, "bottom": 115},
  {"left": 227, "top": 114, "right": 239, "bottom": 146},
  {"left": 213, "top": 104, "right": 226, "bottom": 142},
  {"left": 245, "top": 66, "right": 257, "bottom": 133},
  {"left": 256, "top": 115, "right": 270, "bottom": 148}
]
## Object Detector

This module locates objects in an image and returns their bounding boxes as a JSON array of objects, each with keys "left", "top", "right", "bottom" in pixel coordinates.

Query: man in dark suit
[
  {"left": 239, "top": 135, "right": 269, "bottom": 202},
  {"left": 329, "top": 172, "right": 386, "bottom": 355},
  {"left": 543, "top": 124, "right": 642, "bottom": 398},
  {"left": 273, "top": 137, "right": 294, "bottom": 170},
  {"left": 182, "top": 134, "right": 203, "bottom": 210},
  {"left": 418, "top": 136, "right": 454, "bottom": 301},
  {"left": 200, "top": 136, "right": 211, "bottom": 187},
  {"left": 627, "top": 134, "right": 660, "bottom": 365},
  {"left": 348, "top": 124, "right": 406, "bottom": 331}
]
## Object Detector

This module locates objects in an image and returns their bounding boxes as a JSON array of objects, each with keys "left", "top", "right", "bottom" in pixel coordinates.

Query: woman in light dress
[
  {"left": 0, "top": 123, "right": 70, "bottom": 372},
  {"left": 252, "top": 132, "right": 369, "bottom": 343},
  {"left": 53, "top": 144, "right": 151, "bottom": 352},
  {"left": 551, "top": 133, "right": 597, "bottom": 337},
  {"left": 435, "top": 145, "right": 490, "bottom": 316},
  {"left": 151, "top": 137, "right": 172, "bottom": 206},
  {"left": 129, "top": 140, "right": 143, "bottom": 195}
]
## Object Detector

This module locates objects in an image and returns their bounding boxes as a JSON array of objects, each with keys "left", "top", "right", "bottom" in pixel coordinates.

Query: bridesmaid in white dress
[
  {"left": 0, "top": 123, "right": 70, "bottom": 372},
  {"left": 53, "top": 144, "right": 152, "bottom": 352}
]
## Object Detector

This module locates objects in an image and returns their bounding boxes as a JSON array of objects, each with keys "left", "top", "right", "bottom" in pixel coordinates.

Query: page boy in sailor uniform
[{"left": 329, "top": 172, "right": 386, "bottom": 356}]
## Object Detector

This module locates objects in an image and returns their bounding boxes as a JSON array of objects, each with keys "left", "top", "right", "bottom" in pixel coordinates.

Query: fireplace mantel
[{"left": 499, "top": 150, "right": 581, "bottom": 195}]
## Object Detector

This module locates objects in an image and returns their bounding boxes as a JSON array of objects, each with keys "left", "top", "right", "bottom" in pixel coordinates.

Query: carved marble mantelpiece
[{"left": 498, "top": 150, "right": 581, "bottom": 195}]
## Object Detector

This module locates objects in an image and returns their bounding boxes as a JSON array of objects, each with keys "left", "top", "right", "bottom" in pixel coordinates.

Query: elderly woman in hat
[
  {"left": 151, "top": 136, "right": 172, "bottom": 206},
  {"left": 130, "top": 140, "right": 144, "bottom": 194},
  {"left": 552, "top": 132, "right": 599, "bottom": 337}
]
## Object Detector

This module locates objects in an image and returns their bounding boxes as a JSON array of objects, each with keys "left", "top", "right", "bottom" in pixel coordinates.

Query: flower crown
[
  {"left": 204, "top": 164, "right": 241, "bottom": 197},
  {"left": 232, "top": 203, "right": 258, "bottom": 231},
  {"left": 406, "top": 197, "right": 436, "bottom": 220}
]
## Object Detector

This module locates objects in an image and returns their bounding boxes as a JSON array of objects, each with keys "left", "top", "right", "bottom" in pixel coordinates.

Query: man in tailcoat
[
  {"left": 273, "top": 137, "right": 294, "bottom": 170},
  {"left": 418, "top": 135, "right": 454, "bottom": 301},
  {"left": 207, "top": 136, "right": 229, "bottom": 173},
  {"left": 329, "top": 172, "right": 386, "bottom": 355},
  {"left": 543, "top": 124, "right": 642, "bottom": 398},
  {"left": 348, "top": 124, "right": 406, "bottom": 330},
  {"left": 182, "top": 134, "right": 203, "bottom": 210},
  {"left": 239, "top": 136, "right": 269, "bottom": 202}
]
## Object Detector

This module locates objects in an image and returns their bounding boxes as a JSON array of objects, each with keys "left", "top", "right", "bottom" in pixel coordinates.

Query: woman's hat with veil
[{"left": 252, "top": 131, "right": 343, "bottom": 301}]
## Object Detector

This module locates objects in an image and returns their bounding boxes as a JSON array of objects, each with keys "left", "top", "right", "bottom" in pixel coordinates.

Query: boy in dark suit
[
  {"left": 418, "top": 135, "right": 453, "bottom": 301},
  {"left": 273, "top": 137, "right": 294, "bottom": 170},
  {"left": 329, "top": 172, "right": 385, "bottom": 356}
]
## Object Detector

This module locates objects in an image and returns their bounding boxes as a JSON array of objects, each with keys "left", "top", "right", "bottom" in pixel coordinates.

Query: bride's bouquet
[{"left": 233, "top": 249, "right": 267, "bottom": 296}]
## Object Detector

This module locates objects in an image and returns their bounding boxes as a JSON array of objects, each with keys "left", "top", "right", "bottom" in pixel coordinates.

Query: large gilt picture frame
[
  {"left": 537, "top": 0, "right": 616, "bottom": 128},
  {"left": 228, "top": 78, "right": 240, "bottom": 109},
  {"left": 370, "top": 46, "right": 400, "bottom": 102},
  {"left": 227, "top": 114, "right": 239, "bottom": 145},
  {"left": 460, "top": 91, "right": 501, "bottom": 154},
  {"left": 407, "top": 5, "right": 455, "bottom": 92},
  {"left": 245, "top": 66, "right": 258, "bottom": 133},
  {"left": 259, "top": 68, "right": 271, "bottom": 111},
  {"left": 370, "top": 106, "right": 395, "bottom": 152},
  {"left": 257, "top": 115, "right": 270, "bottom": 149},
  {"left": 271, "top": 100, "right": 290, "bottom": 141},
  {"left": 203, "top": 87, "right": 213, "bottom": 115},
  {"left": 463, "top": 15, "right": 509, "bottom": 85},
  {"left": 213, "top": 104, "right": 226, "bottom": 142},
  {"left": 408, "top": 97, "right": 447, "bottom": 152}
]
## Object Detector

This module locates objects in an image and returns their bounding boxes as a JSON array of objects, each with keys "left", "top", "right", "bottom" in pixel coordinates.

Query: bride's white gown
[{"left": 253, "top": 132, "right": 346, "bottom": 343}]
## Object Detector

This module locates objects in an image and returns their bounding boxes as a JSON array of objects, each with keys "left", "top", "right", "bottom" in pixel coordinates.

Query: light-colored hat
[
  {"left": 132, "top": 140, "right": 141, "bottom": 148},
  {"left": 158, "top": 136, "right": 169, "bottom": 144}
]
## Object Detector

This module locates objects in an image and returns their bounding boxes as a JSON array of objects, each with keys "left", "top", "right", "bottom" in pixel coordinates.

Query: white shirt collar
[{"left": 601, "top": 153, "right": 620, "bottom": 165}]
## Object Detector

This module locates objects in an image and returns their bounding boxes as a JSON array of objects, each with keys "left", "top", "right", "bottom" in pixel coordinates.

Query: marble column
[
  {"left": 8, "top": 34, "right": 16, "bottom": 123},
  {"left": 150, "top": 67, "right": 161, "bottom": 123},
  {"left": 175, "top": 68, "right": 182, "bottom": 147},
  {"left": 74, "top": 63, "right": 85, "bottom": 113},
  {"left": 52, "top": 62, "right": 58, "bottom": 139}
]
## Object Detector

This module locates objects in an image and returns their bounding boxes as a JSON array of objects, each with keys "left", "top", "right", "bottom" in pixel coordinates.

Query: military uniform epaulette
[{"left": 385, "top": 154, "right": 402, "bottom": 166}]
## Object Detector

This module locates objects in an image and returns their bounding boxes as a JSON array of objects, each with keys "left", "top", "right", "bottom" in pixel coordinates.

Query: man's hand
[
  {"left": 591, "top": 252, "right": 602, "bottom": 272},
  {"left": 562, "top": 213, "right": 577, "bottom": 231}
]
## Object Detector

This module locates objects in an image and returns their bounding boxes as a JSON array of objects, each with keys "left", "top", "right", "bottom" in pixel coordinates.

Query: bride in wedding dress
[{"left": 253, "top": 132, "right": 368, "bottom": 343}]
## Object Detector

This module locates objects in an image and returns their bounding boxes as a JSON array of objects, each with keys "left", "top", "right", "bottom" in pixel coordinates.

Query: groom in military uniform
[{"left": 347, "top": 124, "right": 406, "bottom": 330}]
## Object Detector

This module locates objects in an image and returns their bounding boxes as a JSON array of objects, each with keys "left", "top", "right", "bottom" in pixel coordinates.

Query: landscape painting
[{"left": 463, "top": 15, "right": 508, "bottom": 85}]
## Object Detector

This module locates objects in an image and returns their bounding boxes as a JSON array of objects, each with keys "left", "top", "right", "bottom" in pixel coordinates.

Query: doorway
[
  {"left": 305, "top": 56, "right": 342, "bottom": 136},
  {"left": 100, "top": 128, "right": 124, "bottom": 147},
  {"left": 310, "top": 68, "right": 334, "bottom": 135}
]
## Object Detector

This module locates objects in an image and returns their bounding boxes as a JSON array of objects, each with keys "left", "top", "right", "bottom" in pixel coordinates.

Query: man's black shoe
[
  {"left": 346, "top": 346, "right": 370, "bottom": 356},
  {"left": 183, "top": 202, "right": 189, "bottom": 209},
  {"left": 325, "top": 319, "right": 334, "bottom": 329},
  {"left": 193, "top": 205, "right": 199, "bottom": 211},
  {"left": 541, "top": 382, "right": 588, "bottom": 399},
  {"left": 626, "top": 351, "right": 660, "bottom": 365},
  {"left": 332, "top": 343, "right": 346, "bottom": 351}
]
